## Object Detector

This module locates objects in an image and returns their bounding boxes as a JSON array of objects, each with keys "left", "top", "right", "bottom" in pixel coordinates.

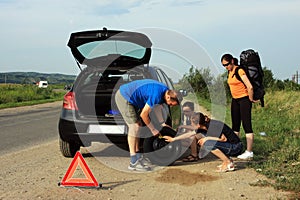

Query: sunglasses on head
[{"left": 222, "top": 62, "right": 231, "bottom": 67}]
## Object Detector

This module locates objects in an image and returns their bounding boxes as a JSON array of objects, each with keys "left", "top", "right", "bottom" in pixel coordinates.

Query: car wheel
[
  {"left": 143, "top": 126, "right": 182, "bottom": 166},
  {"left": 59, "top": 137, "right": 81, "bottom": 157},
  {"left": 143, "top": 136, "right": 182, "bottom": 166}
]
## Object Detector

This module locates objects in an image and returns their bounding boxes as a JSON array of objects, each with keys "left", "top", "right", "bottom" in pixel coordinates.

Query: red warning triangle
[{"left": 60, "top": 151, "right": 99, "bottom": 187}]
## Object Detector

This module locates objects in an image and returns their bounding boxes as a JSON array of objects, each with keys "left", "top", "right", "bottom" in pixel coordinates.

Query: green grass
[
  {"left": 250, "top": 91, "right": 300, "bottom": 195},
  {"left": 0, "top": 84, "right": 66, "bottom": 109},
  {"left": 198, "top": 91, "right": 300, "bottom": 196}
]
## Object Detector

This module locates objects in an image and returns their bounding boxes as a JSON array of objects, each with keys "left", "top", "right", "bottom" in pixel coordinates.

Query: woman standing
[{"left": 221, "top": 54, "right": 257, "bottom": 160}]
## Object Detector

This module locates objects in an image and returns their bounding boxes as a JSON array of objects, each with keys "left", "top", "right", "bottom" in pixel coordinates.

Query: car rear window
[{"left": 77, "top": 40, "right": 146, "bottom": 60}]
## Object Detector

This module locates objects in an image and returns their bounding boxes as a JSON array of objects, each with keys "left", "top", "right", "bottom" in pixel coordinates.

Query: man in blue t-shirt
[{"left": 115, "top": 79, "right": 182, "bottom": 171}]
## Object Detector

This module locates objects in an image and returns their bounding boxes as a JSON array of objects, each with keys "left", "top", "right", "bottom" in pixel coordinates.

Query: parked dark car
[{"left": 58, "top": 28, "right": 184, "bottom": 165}]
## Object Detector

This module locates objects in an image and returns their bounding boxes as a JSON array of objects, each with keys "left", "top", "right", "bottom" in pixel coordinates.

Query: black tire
[
  {"left": 143, "top": 137, "right": 182, "bottom": 166},
  {"left": 143, "top": 126, "right": 182, "bottom": 166},
  {"left": 59, "top": 137, "right": 81, "bottom": 157}
]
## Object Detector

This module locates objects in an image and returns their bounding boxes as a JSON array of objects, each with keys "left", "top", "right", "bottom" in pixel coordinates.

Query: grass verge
[
  {"left": 197, "top": 90, "right": 300, "bottom": 196},
  {"left": 0, "top": 84, "right": 66, "bottom": 109}
]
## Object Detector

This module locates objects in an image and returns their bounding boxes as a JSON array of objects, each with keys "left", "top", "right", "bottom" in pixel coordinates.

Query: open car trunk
[
  {"left": 74, "top": 73, "right": 124, "bottom": 119},
  {"left": 74, "top": 68, "right": 148, "bottom": 120}
]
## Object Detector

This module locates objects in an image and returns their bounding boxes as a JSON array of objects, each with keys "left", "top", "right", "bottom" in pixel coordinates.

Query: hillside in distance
[{"left": 0, "top": 72, "right": 76, "bottom": 84}]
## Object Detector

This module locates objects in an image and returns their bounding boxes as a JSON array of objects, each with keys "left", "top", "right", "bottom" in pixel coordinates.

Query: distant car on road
[
  {"left": 58, "top": 28, "right": 185, "bottom": 165},
  {"left": 37, "top": 81, "right": 48, "bottom": 88}
]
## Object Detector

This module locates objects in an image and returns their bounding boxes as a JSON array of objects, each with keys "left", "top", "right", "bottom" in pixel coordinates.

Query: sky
[{"left": 0, "top": 0, "right": 300, "bottom": 81}]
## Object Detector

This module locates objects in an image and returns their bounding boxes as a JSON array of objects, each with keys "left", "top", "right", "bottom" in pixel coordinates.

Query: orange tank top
[{"left": 227, "top": 66, "right": 248, "bottom": 99}]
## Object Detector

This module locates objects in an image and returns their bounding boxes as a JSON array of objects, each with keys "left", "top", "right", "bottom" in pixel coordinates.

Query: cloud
[
  {"left": 68, "top": 0, "right": 147, "bottom": 16},
  {"left": 170, "top": 0, "right": 204, "bottom": 7}
]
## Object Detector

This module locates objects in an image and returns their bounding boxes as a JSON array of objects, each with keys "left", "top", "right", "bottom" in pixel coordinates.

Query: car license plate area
[{"left": 87, "top": 125, "right": 125, "bottom": 134}]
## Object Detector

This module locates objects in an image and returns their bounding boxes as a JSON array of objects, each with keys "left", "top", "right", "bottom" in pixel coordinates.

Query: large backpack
[{"left": 234, "top": 49, "right": 265, "bottom": 107}]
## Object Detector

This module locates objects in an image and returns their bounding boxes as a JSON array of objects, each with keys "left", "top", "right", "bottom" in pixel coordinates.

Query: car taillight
[{"left": 63, "top": 91, "right": 78, "bottom": 110}]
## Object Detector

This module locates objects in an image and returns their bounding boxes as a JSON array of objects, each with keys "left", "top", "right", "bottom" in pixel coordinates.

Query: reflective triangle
[{"left": 60, "top": 151, "right": 99, "bottom": 187}]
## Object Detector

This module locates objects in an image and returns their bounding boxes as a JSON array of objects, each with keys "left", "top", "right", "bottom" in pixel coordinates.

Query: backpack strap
[{"left": 232, "top": 66, "right": 243, "bottom": 83}]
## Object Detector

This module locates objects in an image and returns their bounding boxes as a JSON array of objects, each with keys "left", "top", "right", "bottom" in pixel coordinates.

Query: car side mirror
[{"left": 179, "top": 89, "right": 188, "bottom": 97}]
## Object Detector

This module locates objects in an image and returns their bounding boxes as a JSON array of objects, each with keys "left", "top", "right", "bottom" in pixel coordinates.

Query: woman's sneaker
[
  {"left": 128, "top": 160, "right": 151, "bottom": 171},
  {"left": 237, "top": 150, "right": 253, "bottom": 160}
]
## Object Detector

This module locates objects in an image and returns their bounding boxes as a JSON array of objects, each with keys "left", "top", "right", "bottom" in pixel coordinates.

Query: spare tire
[{"left": 143, "top": 126, "right": 183, "bottom": 166}]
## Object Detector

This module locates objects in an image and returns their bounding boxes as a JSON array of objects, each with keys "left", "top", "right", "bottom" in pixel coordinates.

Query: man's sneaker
[
  {"left": 237, "top": 151, "right": 253, "bottom": 160},
  {"left": 139, "top": 156, "right": 152, "bottom": 167},
  {"left": 128, "top": 160, "right": 151, "bottom": 171}
]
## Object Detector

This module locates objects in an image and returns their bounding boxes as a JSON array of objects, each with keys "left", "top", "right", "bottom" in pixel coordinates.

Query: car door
[{"left": 154, "top": 67, "right": 181, "bottom": 128}]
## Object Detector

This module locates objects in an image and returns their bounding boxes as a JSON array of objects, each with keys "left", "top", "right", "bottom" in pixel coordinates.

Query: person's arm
[
  {"left": 140, "top": 103, "right": 160, "bottom": 136},
  {"left": 178, "top": 124, "right": 197, "bottom": 131},
  {"left": 239, "top": 69, "right": 259, "bottom": 103},
  {"left": 161, "top": 123, "right": 172, "bottom": 128},
  {"left": 152, "top": 104, "right": 172, "bottom": 128},
  {"left": 240, "top": 74, "right": 254, "bottom": 102},
  {"left": 198, "top": 135, "right": 227, "bottom": 146},
  {"left": 163, "top": 131, "right": 196, "bottom": 142},
  {"left": 219, "top": 134, "right": 227, "bottom": 142}
]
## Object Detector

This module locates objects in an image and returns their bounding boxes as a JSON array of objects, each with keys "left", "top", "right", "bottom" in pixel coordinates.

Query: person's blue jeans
[{"left": 203, "top": 140, "right": 243, "bottom": 157}]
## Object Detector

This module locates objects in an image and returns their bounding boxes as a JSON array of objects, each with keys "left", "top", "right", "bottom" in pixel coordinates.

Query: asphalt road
[{"left": 0, "top": 102, "right": 61, "bottom": 155}]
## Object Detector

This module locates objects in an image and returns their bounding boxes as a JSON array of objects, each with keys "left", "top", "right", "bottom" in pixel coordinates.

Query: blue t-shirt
[{"left": 120, "top": 79, "right": 169, "bottom": 109}]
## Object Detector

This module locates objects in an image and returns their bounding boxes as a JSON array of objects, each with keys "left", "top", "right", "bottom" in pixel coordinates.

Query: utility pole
[{"left": 292, "top": 71, "right": 299, "bottom": 84}]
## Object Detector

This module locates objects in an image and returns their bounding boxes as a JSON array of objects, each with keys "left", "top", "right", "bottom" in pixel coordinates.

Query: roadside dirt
[{"left": 0, "top": 102, "right": 292, "bottom": 200}]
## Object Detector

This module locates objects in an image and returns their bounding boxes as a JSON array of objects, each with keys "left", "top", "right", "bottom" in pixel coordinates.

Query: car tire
[
  {"left": 143, "top": 137, "right": 182, "bottom": 166},
  {"left": 59, "top": 137, "right": 81, "bottom": 157},
  {"left": 143, "top": 126, "right": 182, "bottom": 166}
]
